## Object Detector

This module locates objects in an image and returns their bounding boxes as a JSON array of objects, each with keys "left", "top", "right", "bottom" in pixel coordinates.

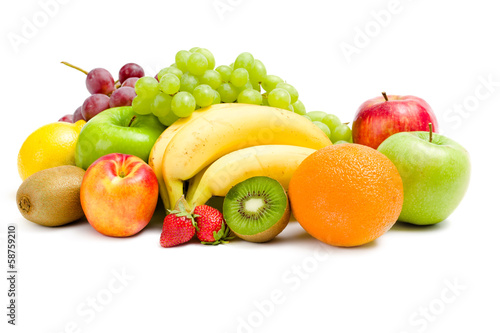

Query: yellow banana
[
  {"left": 162, "top": 104, "right": 332, "bottom": 208},
  {"left": 185, "top": 145, "right": 316, "bottom": 208},
  {"left": 148, "top": 103, "right": 246, "bottom": 210}
]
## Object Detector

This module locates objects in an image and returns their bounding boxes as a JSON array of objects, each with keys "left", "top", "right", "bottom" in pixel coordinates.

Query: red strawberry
[
  {"left": 193, "top": 205, "right": 232, "bottom": 245},
  {"left": 160, "top": 198, "right": 197, "bottom": 248}
]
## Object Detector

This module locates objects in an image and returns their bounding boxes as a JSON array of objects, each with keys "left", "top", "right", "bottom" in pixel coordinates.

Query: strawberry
[
  {"left": 193, "top": 205, "right": 233, "bottom": 245},
  {"left": 160, "top": 198, "right": 197, "bottom": 248}
]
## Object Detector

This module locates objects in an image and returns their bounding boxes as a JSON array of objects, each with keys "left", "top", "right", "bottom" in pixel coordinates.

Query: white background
[{"left": 1, "top": 0, "right": 499, "bottom": 332}]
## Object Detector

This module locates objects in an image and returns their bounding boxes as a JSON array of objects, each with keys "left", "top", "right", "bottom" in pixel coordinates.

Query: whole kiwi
[{"left": 16, "top": 165, "right": 86, "bottom": 226}]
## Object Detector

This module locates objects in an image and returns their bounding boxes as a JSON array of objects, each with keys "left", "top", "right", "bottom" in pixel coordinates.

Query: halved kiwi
[{"left": 223, "top": 176, "right": 290, "bottom": 242}]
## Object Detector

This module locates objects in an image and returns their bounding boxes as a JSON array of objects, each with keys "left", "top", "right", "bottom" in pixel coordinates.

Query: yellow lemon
[{"left": 17, "top": 120, "right": 86, "bottom": 180}]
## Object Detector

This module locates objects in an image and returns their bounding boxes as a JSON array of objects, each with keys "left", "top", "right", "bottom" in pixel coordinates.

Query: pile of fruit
[{"left": 15, "top": 48, "right": 471, "bottom": 249}]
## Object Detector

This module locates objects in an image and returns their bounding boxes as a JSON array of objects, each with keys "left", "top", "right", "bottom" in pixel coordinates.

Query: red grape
[
  {"left": 121, "top": 77, "right": 139, "bottom": 88},
  {"left": 109, "top": 87, "right": 137, "bottom": 108},
  {"left": 73, "top": 106, "right": 84, "bottom": 122},
  {"left": 58, "top": 114, "right": 73, "bottom": 122},
  {"left": 86, "top": 68, "right": 115, "bottom": 95},
  {"left": 82, "top": 94, "right": 110, "bottom": 121},
  {"left": 119, "top": 63, "right": 145, "bottom": 83}
]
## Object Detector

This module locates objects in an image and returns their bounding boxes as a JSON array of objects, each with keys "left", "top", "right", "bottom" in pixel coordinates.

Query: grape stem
[
  {"left": 382, "top": 92, "right": 388, "bottom": 102},
  {"left": 128, "top": 116, "right": 137, "bottom": 127},
  {"left": 61, "top": 61, "right": 88, "bottom": 75},
  {"left": 429, "top": 123, "right": 433, "bottom": 143}
]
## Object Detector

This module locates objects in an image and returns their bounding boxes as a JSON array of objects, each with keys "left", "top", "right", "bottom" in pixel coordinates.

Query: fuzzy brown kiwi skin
[
  {"left": 16, "top": 165, "right": 86, "bottom": 227},
  {"left": 233, "top": 197, "right": 291, "bottom": 243}
]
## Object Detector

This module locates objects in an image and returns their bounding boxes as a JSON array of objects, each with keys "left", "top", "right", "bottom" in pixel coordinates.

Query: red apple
[
  {"left": 352, "top": 92, "right": 439, "bottom": 149},
  {"left": 80, "top": 153, "right": 158, "bottom": 237}
]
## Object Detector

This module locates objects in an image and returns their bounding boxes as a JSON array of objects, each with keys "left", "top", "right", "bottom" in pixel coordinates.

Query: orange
[{"left": 288, "top": 143, "right": 403, "bottom": 247}]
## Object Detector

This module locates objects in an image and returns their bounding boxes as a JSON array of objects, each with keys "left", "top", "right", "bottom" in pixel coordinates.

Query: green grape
[
  {"left": 175, "top": 50, "right": 191, "bottom": 72},
  {"left": 229, "top": 63, "right": 234, "bottom": 69},
  {"left": 135, "top": 76, "right": 159, "bottom": 98},
  {"left": 180, "top": 73, "right": 200, "bottom": 93},
  {"left": 152, "top": 93, "right": 173, "bottom": 117},
  {"left": 158, "top": 67, "right": 183, "bottom": 81},
  {"left": 216, "top": 65, "right": 232, "bottom": 82},
  {"left": 287, "top": 104, "right": 294, "bottom": 112},
  {"left": 230, "top": 68, "right": 249, "bottom": 87},
  {"left": 187, "top": 53, "right": 208, "bottom": 76},
  {"left": 159, "top": 74, "right": 180, "bottom": 95},
  {"left": 330, "top": 124, "right": 353, "bottom": 143},
  {"left": 249, "top": 59, "right": 267, "bottom": 84},
  {"left": 193, "top": 84, "right": 215, "bottom": 107},
  {"left": 217, "top": 82, "right": 238, "bottom": 103},
  {"left": 132, "top": 95, "right": 154, "bottom": 115},
  {"left": 195, "top": 48, "right": 215, "bottom": 70},
  {"left": 213, "top": 90, "right": 221, "bottom": 104},
  {"left": 157, "top": 67, "right": 170, "bottom": 81},
  {"left": 169, "top": 67, "right": 184, "bottom": 79},
  {"left": 200, "top": 70, "right": 222, "bottom": 89},
  {"left": 238, "top": 81, "right": 253, "bottom": 92},
  {"left": 234, "top": 52, "right": 255, "bottom": 71},
  {"left": 158, "top": 111, "right": 180, "bottom": 127},
  {"left": 306, "top": 111, "right": 327, "bottom": 122},
  {"left": 292, "top": 100, "right": 306, "bottom": 115},
  {"left": 251, "top": 81, "right": 261, "bottom": 91},
  {"left": 333, "top": 140, "right": 350, "bottom": 145},
  {"left": 322, "top": 114, "right": 341, "bottom": 133},
  {"left": 171, "top": 91, "right": 196, "bottom": 117},
  {"left": 313, "top": 121, "right": 331, "bottom": 138},
  {"left": 237, "top": 89, "right": 263, "bottom": 105},
  {"left": 261, "top": 96, "right": 269, "bottom": 106},
  {"left": 262, "top": 75, "right": 284, "bottom": 92},
  {"left": 268, "top": 88, "right": 291, "bottom": 109},
  {"left": 276, "top": 82, "right": 298, "bottom": 104},
  {"left": 303, "top": 115, "right": 312, "bottom": 121},
  {"left": 189, "top": 47, "right": 200, "bottom": 52},
  {"left": 170, "top": 63, "right": 178, "bottom": 68}
]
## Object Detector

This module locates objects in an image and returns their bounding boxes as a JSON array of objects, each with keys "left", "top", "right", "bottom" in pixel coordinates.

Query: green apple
[
  {"left": 377, "top": 130, "right": 470, "bottom": 225},
  {"left": 75, "top": 107, "right": 166, "bottom": 170}
]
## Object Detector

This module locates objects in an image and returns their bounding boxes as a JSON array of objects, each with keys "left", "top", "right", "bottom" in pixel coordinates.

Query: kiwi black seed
[
  {"left": 16, "top": 165, "right": 86, "bottom": 227},
  {"left": 223, "top": 176, "right": 290, "bottom": 242}
]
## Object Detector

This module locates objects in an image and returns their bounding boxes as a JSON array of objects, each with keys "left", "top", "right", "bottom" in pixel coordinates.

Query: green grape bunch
[{"left": 131, "top": 48, "right": 347, "bottom": 138}]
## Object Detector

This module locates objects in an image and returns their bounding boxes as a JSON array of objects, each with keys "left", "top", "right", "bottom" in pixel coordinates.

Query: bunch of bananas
[{"left": 148, "top": 103, "right": 333, "bottom": 210}]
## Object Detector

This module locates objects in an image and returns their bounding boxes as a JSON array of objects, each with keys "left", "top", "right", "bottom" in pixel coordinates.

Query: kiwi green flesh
[
  {"left": 233, "top": 199, "right": 290, "bottom": 242},
  {"left": 223, "top": 176, "right": 290, "bottom": 241}
]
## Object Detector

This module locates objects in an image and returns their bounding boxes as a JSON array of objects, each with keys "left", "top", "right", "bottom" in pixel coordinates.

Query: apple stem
[
  {"left": 429, "top": 123, "right": 433, "bottom": 143},
  {"left": 382, "top": 92, "right": 388, "bottom": 102},
  {"left": 61, "top": 61, "right": 88, "bottom": 75},
  {"left": 128, "top": 116, "right": 137, "bottom": 127}
]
